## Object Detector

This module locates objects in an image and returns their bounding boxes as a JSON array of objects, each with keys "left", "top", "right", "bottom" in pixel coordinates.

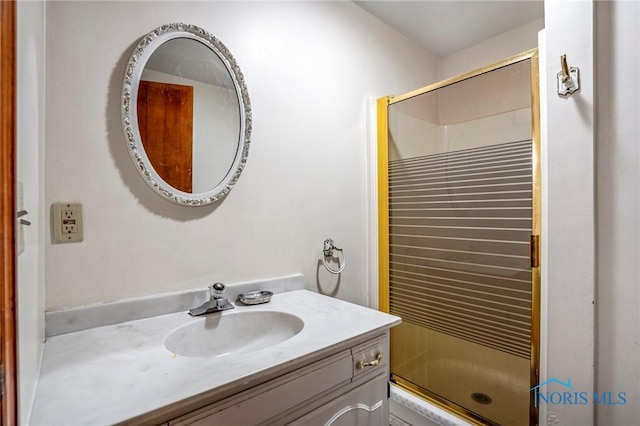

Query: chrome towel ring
[{"left": 322, "top": 238, "right": 346, "bottom": 274}]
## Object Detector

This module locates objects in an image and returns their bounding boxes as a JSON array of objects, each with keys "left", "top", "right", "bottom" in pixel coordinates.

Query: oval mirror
[{"left": 121, "top": 23, "right": 251, "bottom": 206}]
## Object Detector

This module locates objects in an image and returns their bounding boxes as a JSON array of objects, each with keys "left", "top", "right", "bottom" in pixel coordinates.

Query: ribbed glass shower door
[{"left": 378, "top": 51, "right": 540, "bottom": 426}]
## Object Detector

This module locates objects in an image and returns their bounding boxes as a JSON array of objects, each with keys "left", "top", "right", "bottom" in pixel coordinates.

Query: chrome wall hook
[
  {"left": 557, "top": 54, "right": 580, "bottom": 96},
  {"left": 322, "top": 238, "right": 346, "bottom": 274}
]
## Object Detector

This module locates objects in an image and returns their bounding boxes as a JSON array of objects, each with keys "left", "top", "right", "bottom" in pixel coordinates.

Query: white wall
[
  {"left": 443, "top": 108, "right": 530, "bottom": 152},
  {"left": 595, "top": 1, "right": 640, "bottom": 423},
  {"left": 389, "top": 107, "right": 530, "bottom": 160},
  {"left": 16, "top": 1, "right": 46, "bottom": 423},
  {"left": 437, "top": 60, "right": 531, "bottom": 125},
  {"left": 438, "top": 18, "right": 544, "bottom": 80},
  {"left": 388, "top": 59, "right": 531, "bottom": 160},
  {"left": 543, "top": 1, "right": 595, "bottom": 424},
  {"left": 388, "top": 110, "right": 443, "bottom": 160},
  {"left": 44, "top": 1, "right": 437, "bottom": 310}
]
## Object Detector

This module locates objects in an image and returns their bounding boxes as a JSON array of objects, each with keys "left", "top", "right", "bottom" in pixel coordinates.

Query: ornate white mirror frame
[{"left": 121, "top": 23, "right": 251, "bottom": 206}]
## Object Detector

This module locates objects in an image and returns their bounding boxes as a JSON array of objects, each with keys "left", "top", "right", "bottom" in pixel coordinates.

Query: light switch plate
[{"left": 52, "top": 203, "right": 83, "bottom": 243}]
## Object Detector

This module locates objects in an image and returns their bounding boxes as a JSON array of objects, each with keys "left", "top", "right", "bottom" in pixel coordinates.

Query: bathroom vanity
[{"left": 30, "top": 276, "right": 400, "bottom": 425}]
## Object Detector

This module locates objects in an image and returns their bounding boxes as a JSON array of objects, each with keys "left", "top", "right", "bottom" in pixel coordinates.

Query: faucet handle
[{"left": 209, "top": 283, "right": 226, "bottom": 299}]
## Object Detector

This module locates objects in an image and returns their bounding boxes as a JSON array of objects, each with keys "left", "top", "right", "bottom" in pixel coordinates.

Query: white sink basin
[{"left": 164, "top": 311, "right": 304, "bottom": 358}]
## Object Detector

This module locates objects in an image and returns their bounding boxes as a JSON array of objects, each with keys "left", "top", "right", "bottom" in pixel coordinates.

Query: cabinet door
[{"left": 292, "top": 374, "right": 388, "bottom": 426}]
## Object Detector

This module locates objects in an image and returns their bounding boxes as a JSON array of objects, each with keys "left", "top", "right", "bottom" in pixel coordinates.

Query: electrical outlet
[{"left": 52, "top": 203, "right": 83, "bottom": 243}]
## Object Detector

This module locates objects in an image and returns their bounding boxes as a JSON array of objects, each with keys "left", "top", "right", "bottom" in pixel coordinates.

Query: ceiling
[
  {"left": 354, "top": 1, "right": 544, "bottom": 58},
  {"left": 144, "top": 38, "right": 234, "bottom": 88}
]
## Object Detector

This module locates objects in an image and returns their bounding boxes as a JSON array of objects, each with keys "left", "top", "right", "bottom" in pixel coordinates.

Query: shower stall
[{"left": 377, "top": 50, "right": 540, "bottom": 425}]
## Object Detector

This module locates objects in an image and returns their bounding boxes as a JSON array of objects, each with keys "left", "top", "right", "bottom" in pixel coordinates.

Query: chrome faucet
[{"left": 189, "top": 283, "right": 234, "bottom": 316}]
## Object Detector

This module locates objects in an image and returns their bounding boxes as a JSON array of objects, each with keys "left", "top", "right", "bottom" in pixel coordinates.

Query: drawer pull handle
[{"left": 356, "top": 353, "right": 382, "bottom": 369}]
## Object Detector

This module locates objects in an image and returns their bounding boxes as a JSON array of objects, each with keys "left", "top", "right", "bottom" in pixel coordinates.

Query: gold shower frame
[{"left": 377, "top": 49, "right": 541, "bottom": 426}]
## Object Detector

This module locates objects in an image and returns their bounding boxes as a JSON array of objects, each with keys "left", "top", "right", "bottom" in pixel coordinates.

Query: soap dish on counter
[{"left": 238, "top": 290, "right": 273, "bottom": 305}]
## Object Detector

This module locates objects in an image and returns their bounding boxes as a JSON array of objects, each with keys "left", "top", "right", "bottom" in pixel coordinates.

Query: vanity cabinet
[{"left": 167, "top": 333, "right": 389, "bottom": 426}]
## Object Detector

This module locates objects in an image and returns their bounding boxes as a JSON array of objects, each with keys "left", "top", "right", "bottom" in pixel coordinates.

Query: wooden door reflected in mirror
[{"left": 137, "top": 80, "right": 194, "bottom": 193}]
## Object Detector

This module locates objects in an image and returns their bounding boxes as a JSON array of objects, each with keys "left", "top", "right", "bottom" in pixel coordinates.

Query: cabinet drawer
[
  {"left": 351, "top": 335, "right": 387, "bottom": 379},
  {"left": 170, "top": 350, "right": 353, "bottom": 426}
]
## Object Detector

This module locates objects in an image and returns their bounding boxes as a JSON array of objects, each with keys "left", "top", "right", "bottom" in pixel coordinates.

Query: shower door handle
[{"left": 356, "top": 353, "right": 382, "bottom": 370}]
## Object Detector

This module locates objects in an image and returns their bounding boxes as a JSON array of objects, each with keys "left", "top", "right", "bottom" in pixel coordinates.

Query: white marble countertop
[{"left": 30, "top": 289, "right": 400, "bottom": 425}]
